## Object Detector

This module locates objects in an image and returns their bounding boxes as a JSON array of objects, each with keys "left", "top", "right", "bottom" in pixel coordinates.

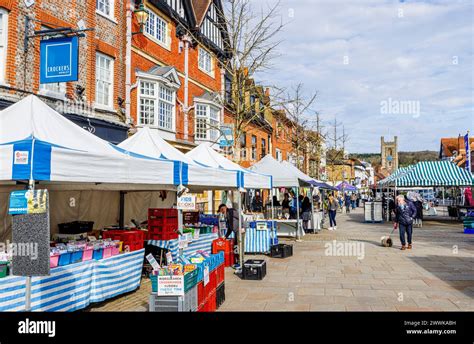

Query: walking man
[{"left": 393, "top": 195, "right": 417, "bottom": 250}]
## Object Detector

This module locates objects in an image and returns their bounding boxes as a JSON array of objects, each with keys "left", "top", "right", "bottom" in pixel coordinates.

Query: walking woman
[
  {"left": 301, "top": 196, "right": 312, "bottom": 232},
  {"left": 327, "top": 194, "right": 339, "bottom": 231},
  {"left": 393, "top": 195, "right": 417, "bottom": 250}
]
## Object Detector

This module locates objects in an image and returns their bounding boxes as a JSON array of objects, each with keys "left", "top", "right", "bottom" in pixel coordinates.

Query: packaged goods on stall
[{"left": 49, "top": 238, "right": 122, "bottom": 268}]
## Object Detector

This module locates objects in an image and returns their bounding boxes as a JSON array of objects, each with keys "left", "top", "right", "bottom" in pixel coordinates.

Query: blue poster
[{"left": 40, "top": 36, "right": 79, "bottom": 84}]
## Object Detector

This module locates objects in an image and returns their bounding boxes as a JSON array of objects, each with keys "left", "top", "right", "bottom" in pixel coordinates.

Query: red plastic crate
[
  {"left": 212, "top": 238, "right": 233, "bottom": 255},
  {"left": 224, "top": 251, "right": 235, "bottom": 268},
  {"left": 197, "top": 281, "right": 206, "bottom": 307},
  {"left": 147, "top": 232, "right": 179, "bottom": 241},
  {"left": 148, "top": 224, "right": 178, "bottom": 234},
  {"left": 207, "top": 290, "right": 217, "bottom": 312},
  {"left": 148, "top": 208, "right": 178, "bottom": 218},
  {"left": 123, "top": 241, "right": 143, "bottom": 252},
  {"left": 216, "top": 264, "right": 225, "bottom": 286},
  {"left": 204, "top": 270, "right": 217, "bottom": 297},
  {"left": 103, "top": 230, "right": 145, "bottom": 243}
]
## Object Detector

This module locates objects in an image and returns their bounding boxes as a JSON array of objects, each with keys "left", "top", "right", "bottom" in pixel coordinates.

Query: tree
[
  {"left": 220, "top": 0, "right": 286, "bottom": 160},
  {"left": 280, "top": 83, "right": 319, "bottom": 172},
  {"left": 326, "top": 117, "right": 349, "bottom": 185}
]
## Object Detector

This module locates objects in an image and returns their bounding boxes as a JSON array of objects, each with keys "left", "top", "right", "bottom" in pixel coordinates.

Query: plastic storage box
[
  {"left": 0, "top": 262, "right": 8, "bottom": 278},
  {"left": 242, "top": 259, "right": 267, "bottom": 280},
  {"left": 216, "top": 282, "right": 225, "bottom": 309},
  {"left": 149, "top": 285, "right": 198, "bottom": 312},
  {"left": 58, "top": 252, "right": 72, "bottom": 266},
  {"left": 270, "top": 244, "right": 293, "bottom": 258},
  {"left": 50, "top": 255, "right": 59, "bottom": 268},
  {"left": 70, "top": 251, "right": 83, "bottom": 264}
]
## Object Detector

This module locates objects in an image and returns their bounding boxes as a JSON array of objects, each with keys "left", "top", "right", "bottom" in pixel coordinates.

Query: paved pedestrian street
[{"left": 88, "top": 208, "right": 474, "bottom": 312}]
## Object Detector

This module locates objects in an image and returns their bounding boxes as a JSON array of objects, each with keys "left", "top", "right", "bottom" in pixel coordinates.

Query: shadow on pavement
[{"left": 407, "top": 255, "right": 474, "bottom": 299}]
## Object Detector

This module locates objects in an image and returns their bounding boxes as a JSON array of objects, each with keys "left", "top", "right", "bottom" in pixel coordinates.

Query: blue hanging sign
[{"left": 40, "top": 36, "right": 79, "bottom": 84}]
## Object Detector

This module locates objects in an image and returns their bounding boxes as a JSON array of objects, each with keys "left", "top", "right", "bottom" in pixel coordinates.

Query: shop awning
[
  {"left": 0, "top": 95, "right": 178, "bottom": 188},
  {"left": 185, "top": 143, "right": 272, "bottom": 189},
  {"left": 390, "top": 160, "right": 474, "bottom": 187},
  {"left": 118, "top": 127, "right": 240, "bottom": 189},
  {"left": 336, "top": 181, "right": 358, "bottom": 191},
  {"left": 249, "top": 155, "right": 311, "bottom": 188}
]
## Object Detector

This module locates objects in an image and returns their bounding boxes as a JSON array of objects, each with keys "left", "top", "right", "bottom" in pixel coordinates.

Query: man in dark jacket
[{"left": 393, "top": 195, "right": 417, "bottom": 250}]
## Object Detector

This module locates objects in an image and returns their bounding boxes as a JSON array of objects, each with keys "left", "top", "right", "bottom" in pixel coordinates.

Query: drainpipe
[
  {"left": 125, "top": 1, "right": 133, "bottom": 125},
  {"left": 183, "top": 35, "right": 192, "bottom": 141},
  {"left": 220, "top": 66, "right": 225, "bottom": 124}
]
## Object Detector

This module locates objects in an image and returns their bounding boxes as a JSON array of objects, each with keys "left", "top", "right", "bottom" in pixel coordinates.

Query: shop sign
[
  {"left": 9, "top": 190, "right": 48, "bottom": 215},
  {"left": 177, "top": 195, "right": 196, "bottom": 211},
  {"left": 256, "top": 221, "right": 268, "bottom": 231},
  {"left": 14, "top": 151, "right": 29, "bottom": 165},
  {"left": 40, "top": 36, "right": 79, "bottom": 83},
  {"left": 157, "top": 275, "right": 184, "bottom": 296},
  {"left": 219, "top": 125, "right": 234, "bottom": 147}
]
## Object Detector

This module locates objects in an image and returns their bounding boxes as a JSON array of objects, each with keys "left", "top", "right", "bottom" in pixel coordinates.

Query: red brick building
[
  {"left": 129, "top": 0, "right": 228, "bottom": 151},
  {"left": 0, "top": 0, "right": 129, "bottom": 143}
]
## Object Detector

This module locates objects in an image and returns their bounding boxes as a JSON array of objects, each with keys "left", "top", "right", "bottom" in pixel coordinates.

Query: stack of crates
[
  {"left": 212, "top": 238, "right": 234, "bottom": 267},
  {"left": 149, "top": 286, "right": 198, "bottom": 312},
  {"left": 195, "top": 252, "right": 225, "bottom": 312},
  {"left": 148, "top": 208, "right": 179, "bottom": 241},
  {"left": 102, "top": 230, "right": 145, "bottom": 252}
]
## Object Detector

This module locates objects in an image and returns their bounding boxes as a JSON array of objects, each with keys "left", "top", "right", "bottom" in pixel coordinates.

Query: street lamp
[{"left": 133, "top": 2, "right": 149, "bottom": 35}]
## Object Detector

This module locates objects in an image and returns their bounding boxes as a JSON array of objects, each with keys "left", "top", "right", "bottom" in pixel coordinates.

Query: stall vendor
[{"left": 218, "top": 204, "right": 230, "bottom": 238}]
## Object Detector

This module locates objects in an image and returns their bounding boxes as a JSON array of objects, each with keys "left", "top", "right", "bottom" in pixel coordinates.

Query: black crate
[
  {"left": 216, "top": 283, "right": 225, "bottom": 308},
  {"left": 270, "top": 244, "right": 293, "bottom": 258},
  {"left": 242, "top": 259, "right": 266, "bottom": 280},
  {"left": 58, "top": 221, "right": 94, "bottom": 234}
]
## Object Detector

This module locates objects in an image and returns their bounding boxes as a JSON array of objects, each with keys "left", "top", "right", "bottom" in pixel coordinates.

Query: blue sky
[{"left": 251, "top": 0, "right": 474, "bottom": 153}]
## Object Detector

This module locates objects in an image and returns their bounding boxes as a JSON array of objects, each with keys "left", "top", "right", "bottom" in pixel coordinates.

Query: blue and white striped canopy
[{"left": 391, "top": 161, "right": 473, "bottom": 187}]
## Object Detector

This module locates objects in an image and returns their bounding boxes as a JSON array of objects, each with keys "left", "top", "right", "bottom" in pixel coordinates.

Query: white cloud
[{"left": 250, "top": 0, "right": 474, "bottom": 152}]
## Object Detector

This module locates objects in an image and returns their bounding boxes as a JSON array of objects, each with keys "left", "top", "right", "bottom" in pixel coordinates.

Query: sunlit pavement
[{"left": 88, "top": 207, "right": 474, "bottom": 312}]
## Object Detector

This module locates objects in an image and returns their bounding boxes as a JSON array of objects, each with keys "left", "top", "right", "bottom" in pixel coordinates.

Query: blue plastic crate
[
  {"left": 70, "top": 251, "right": 83, "bottom": 264},
  {"left": 58, "top": 252, "right": 71, "bottom": 266},
  {"left": 93, "top": 248, "right": 103, "bottom": 260}
]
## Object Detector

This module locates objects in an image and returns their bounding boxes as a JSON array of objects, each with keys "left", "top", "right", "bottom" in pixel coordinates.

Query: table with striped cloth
[
  {"left": 0, "top": 249, "right": 144, "bottom": 312},
  {"left": 227, "top": 224, "right": 278, "bottom": 254},
  {"left": 147, "top": 233, "right": 218, "bottom": 261}
]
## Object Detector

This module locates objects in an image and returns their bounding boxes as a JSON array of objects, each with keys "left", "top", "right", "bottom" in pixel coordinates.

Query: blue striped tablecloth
[
  {"left": 0, "top": 249, "right": 145, "bottom": 312},
  {"left": 147, "top": 233, "right": 218, "bottom": 261},
  {"left": 244, "top": 226, "right": 278, "bottom": 254}
]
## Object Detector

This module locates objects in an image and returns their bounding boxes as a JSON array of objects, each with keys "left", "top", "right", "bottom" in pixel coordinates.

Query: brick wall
[
  {"left": 0, "top": 0, "right": 127, "bottom": 124},
  {"left": 130, "top": 3, "right": 222, "bottom": 145}
]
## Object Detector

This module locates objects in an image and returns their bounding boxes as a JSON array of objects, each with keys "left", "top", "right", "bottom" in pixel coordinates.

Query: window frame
[
  {"left": 0, "top": 8, "right": 8, "bottom": 85},
  {"left": 194, "top": 102, "right": 221, "bottom": 142},
  {"left": 145, "top": 7, "right": 170, "bottom": 50},
  {"left": 95, "top": 52, "right": 115, "bottom": 110},
  {"left": 96, "top": 0, "right": 115, "bottom": 21},
  {"left": 198, "top": 46, "right": 214, "bottom": 77},
  {"left": 137, "top": 78, "right": 176, "bottom": 132}
]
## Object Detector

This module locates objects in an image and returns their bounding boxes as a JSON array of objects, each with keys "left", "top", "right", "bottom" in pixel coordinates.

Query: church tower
[{"left": 381, "top": 136, "right": 398, "bottom": 174}]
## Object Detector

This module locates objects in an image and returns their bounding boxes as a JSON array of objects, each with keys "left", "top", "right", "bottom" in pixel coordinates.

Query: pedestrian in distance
[
  {"left": 393, "top": 195, "right": 417, "bottom": 250},
  {"left": 301, "top": 196, "right": 312, "bottom": 232},
  {"left": 327, "top": 194, "right": 339, "bottom": 230},
  {"left": 344, "top": 193, "right": 351, "bottom": 214}
]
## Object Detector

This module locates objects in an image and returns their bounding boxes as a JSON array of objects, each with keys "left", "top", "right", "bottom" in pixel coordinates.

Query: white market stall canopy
[
  {"left": 185, "top": 143, "right": 272, "bottom": 189},
  {"left": 249, "top": 155, "right": 311, "bottom": 188},
  {"left": 118, "top": 127, "right": 239, "bottom": 189},
  {"left": 0, "top": 95, "right": 178, "bottom": 189},
  {"left": 381, "top": 161, "right": 473, "bottom": 187}
]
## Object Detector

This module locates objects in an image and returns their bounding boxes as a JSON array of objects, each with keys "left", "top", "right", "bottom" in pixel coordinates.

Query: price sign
[
  {"left": 157, "top": 275, "right": 184, "bottom": 296},
  {"left": 256, "top": 221, "right": 268, "bottom": 231},
  {"left": 146, "top": 253, "right": 160, "bottom": 271}
]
